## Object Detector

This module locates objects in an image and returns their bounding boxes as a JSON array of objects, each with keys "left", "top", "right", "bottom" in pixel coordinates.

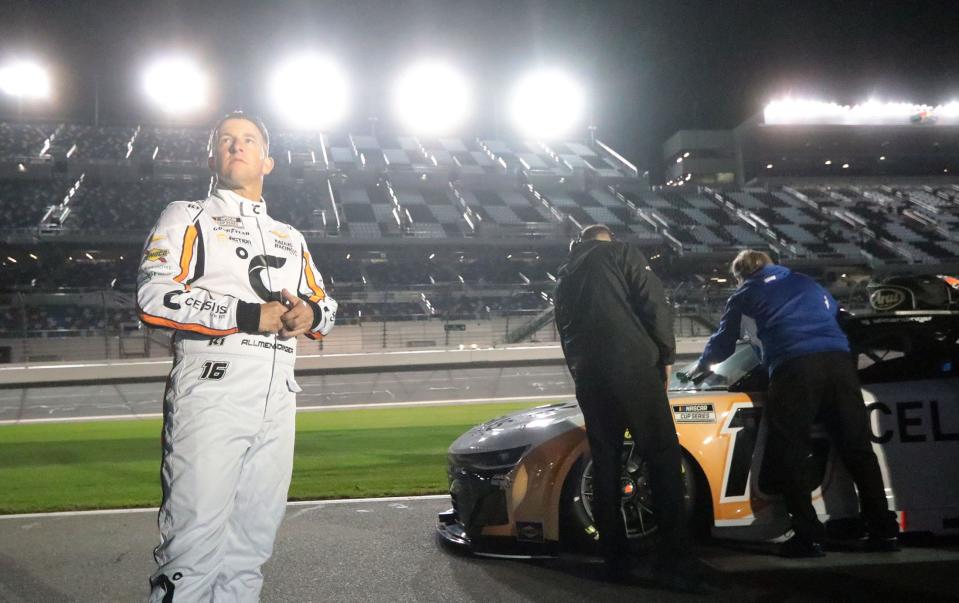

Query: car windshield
[{"left": 669, "top": 343, "right": 760, "bottom": 392}]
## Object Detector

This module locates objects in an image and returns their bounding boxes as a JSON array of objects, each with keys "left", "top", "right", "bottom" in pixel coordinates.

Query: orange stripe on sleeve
[
  {"left": 174, "top": 225, "right": 198, "bottom": 283},
  {"left": 302, "top": 251, "right": 326, "bottom": 302},
  {"left": 138, "top": 311, "right": 239, "bottom": 337}
]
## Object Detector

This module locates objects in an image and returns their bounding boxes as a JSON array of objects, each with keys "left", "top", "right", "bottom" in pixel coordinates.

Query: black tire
[{"left": 560, "top": 447, "right": 699, "bottom": 554}]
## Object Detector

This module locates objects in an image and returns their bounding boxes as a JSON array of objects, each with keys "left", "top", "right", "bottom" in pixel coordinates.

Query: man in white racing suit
[{"left": 137, "top": 112, "right": 336, "bottom": 602}]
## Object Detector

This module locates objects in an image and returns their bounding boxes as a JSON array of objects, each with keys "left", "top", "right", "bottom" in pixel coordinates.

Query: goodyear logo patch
[
  {"left": 672, "top": 403, "right": 716, "bottom": 423},
  {"left": 214, "top": 216, "right": 243, "bottom": 228},
  {"left": 270, "top": 229, "right": 290, "bottom": 239},
  {"left": 150, "top": 234, "right": 166, "bottom": 242},
  {"left": 145, "top": 248, "right": 169, "bottom": 263}
]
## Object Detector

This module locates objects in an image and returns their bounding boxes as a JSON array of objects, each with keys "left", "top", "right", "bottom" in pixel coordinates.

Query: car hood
[{"left": 449, "top": 401, "right": 585, "bottom": 454}]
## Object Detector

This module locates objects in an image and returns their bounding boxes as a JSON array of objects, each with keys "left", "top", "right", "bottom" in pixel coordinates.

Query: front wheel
[{"left": 560, "top": 447, "right": 699, "bottom": 553}]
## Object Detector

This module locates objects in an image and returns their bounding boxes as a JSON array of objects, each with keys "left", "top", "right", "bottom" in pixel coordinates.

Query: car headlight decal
[
  {"left": 510, "top": 464, "right": 529, "bottom": 507},
  {"left": 451, "top": 445, "right": 530, "bottom": 471}
]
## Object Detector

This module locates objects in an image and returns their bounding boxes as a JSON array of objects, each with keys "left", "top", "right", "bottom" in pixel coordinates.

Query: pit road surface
[
  {"left": 0, "top": 366, "right": 574, "bottom": 424},
  {"left": 2, "top": 496, "right": 958, "bottom": 602}
]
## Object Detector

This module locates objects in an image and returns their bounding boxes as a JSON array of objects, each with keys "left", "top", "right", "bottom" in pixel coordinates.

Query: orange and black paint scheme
[{"left": 439, "top": 311, "right": 959, "bottom": 556}]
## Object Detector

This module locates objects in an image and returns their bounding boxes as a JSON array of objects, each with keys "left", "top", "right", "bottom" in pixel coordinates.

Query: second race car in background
[{"left": 438, "top": 311, "right": 959, "bottom": 557}]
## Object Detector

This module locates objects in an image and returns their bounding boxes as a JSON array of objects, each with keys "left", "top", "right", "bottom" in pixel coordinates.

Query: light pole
[{"left": 0, "top": 60, "right": 51, "bottom": 117}]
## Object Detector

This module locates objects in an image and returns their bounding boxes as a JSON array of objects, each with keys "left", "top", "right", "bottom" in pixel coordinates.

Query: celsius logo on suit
[{"left": 248, "top": 254, "right": 287, "bottom": 302}]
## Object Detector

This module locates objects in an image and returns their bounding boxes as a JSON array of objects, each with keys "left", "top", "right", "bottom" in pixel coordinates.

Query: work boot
[{"left": 857, "top": 534, "right": 901, "bottom": 552}]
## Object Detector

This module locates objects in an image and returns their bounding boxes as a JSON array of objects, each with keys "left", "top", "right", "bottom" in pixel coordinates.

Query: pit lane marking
[{"left": 0, "top": 494, "right": 451, "bottom": 520}]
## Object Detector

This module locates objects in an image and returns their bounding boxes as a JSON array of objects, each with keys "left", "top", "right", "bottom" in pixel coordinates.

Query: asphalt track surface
[
  {"left": 2, "top": 496, "right": 959, "bottom": 602},
  {"left": 0, "top": 365, "right": 575, "bottom": 424}
]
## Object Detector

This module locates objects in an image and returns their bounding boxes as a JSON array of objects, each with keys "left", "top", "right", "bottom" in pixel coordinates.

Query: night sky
[{"left": 2, "top": 0, "right": 957, "bottom": 178}]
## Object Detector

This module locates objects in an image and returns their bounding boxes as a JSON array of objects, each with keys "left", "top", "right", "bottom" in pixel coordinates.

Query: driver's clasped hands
[{"left": 257, "top": 288, "right": 315, "bottom": 338}]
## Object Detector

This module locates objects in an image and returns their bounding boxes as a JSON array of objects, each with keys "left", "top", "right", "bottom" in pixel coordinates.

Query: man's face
[{"left": 208, "top": 118, "right": 274, "bottom": 189}]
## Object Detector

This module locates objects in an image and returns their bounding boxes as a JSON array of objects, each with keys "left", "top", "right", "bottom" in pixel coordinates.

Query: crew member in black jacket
[{"left": 555, "top": 224, "right": 707, "bottom": 591}]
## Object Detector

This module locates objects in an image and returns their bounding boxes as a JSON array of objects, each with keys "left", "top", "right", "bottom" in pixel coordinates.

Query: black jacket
[{"left": 554, "top": 240, "right": 675, "bottom": 377}]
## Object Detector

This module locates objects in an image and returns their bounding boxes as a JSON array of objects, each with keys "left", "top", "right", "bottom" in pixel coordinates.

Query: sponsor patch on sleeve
[
  {"left": 144, "top": 248, "right": 169, "bottom": 263},
  {"left": 672, "top": 403, "right": 716, "bottom": 423}
]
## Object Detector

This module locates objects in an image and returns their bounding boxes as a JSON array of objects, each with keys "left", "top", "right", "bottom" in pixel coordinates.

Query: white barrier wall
[
  {"left": 0, "top": 316, "right": 561, "bottom": 364},
  {"left": 0, "top": 338, "right": 709, "bottom": 387}
]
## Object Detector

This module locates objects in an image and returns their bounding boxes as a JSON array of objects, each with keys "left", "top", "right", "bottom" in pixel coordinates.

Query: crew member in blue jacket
[{"left": 692, "top": 250, "right": 899, "bottom": 557}]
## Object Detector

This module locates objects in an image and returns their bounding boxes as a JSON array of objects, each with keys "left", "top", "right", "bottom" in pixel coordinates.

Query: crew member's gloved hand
[{"left": 676, "top": 362, "right": 710, "bottom": 384}]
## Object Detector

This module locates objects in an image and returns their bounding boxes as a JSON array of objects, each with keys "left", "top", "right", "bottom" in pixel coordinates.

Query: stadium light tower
[
  {"left": 509, "top": 68, "right": 585, "bottom": 140},
  {"left": 0, "top": 59, "right": 51, "bottom": 117},
  {"left": 0, "top": 59, "right": 51, "bottom": 100},
  {"left": 269, "top": 53, "right": 349, "bottom": 130},
  {"left": 393, "top": 60, "right": 471, "bottom": 136},
  {"left": 142, "top": 56, "right": 209, "bottom": 115}
]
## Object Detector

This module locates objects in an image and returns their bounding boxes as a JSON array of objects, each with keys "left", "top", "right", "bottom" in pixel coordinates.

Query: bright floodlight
[
  {"left": 0, "top": 60, "right": 51, "bottom": 99},
  {"left": 142, "top": 56, "right": 208, "bottom": 115},
  {"left": 393, "top": 60, "right": 470, "bottom": 135},
  {"left": 510, "top": 69, "right": 585, "bottom": 139},
  {"left": 270, "top": 53, "right": 349, "bottom": 130},
  {"left": 764, "top": 98, "right": 959, "bottom": 126}
]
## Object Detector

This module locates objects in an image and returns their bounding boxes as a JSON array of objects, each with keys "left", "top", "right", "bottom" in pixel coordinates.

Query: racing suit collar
[{"left": 213, "top": 188, "right": 269, "bottom": 218}]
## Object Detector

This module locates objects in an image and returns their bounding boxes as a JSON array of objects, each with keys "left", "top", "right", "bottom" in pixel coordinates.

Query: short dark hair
[
  {"left": 579, "top": 224, "right": 614, "bottom": 241},
  {"left": 208, "top": 111, "right": 270, "bottom": 157}
]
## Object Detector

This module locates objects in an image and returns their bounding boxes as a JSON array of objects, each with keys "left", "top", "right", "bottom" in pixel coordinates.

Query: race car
[{"left": 437, "top": 311, "right": 959, "bottom": 557}]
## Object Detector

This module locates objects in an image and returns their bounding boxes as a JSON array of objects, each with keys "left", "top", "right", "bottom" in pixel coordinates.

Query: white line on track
[
  {"left": 0, "top": 394, "right": 565, "bottom": 425},
  {"left": 0, "top": 494, "right": 451, "bottom": 520},
  {"left": 0, "top": 370, "right": 571, "bottom": 401}
]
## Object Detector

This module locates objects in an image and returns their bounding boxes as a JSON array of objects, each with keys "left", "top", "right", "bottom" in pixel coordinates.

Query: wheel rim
[{"left": 579, "top": 442, "right": 659, "bottom": 539}]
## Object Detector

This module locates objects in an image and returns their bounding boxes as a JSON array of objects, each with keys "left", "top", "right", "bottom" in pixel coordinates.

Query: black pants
[
  {"left": 575, "top": 363, "right": 689, "bottom": 564},
  {"left": 762, "top": 351, "right": 898, "bottom": 542}
]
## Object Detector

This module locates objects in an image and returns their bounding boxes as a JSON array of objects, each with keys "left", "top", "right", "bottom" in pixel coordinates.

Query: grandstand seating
[
  {"left": 0, "top": 122, "right": 54, "bottom": 157},
  {"left": 0, "top": 178, "right": 71, "bottom": 228},
  {"left": 131, "top": 126, "right": 209, "bottom": 162},
  {"left": 1, "top": 119, "right": 959, "bottom": 341},
  {"left": 50, "top": 124, "right": 135, "bottom": 161},
  {"left": 69, "top": 179, "right": 210, "bottom": 230}
]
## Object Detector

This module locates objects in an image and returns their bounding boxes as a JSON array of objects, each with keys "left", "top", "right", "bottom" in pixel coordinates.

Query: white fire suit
[{"left": 137, "top": 188, "right": 336, "bottom": 602}]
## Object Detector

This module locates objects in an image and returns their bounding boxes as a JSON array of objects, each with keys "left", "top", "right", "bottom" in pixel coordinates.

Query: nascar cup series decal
[{"left": 671, "top": 403, "right": 717, "bottom": 423}]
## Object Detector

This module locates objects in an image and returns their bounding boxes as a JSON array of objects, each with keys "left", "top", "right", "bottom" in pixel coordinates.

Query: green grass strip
[{"left": 0, "top": 401, "right": 552, "bottom": 514}]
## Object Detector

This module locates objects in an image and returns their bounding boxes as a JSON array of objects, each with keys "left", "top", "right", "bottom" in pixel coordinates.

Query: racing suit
[{"left": 137, "top": 188, "right": 336, "bottom": 602}]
